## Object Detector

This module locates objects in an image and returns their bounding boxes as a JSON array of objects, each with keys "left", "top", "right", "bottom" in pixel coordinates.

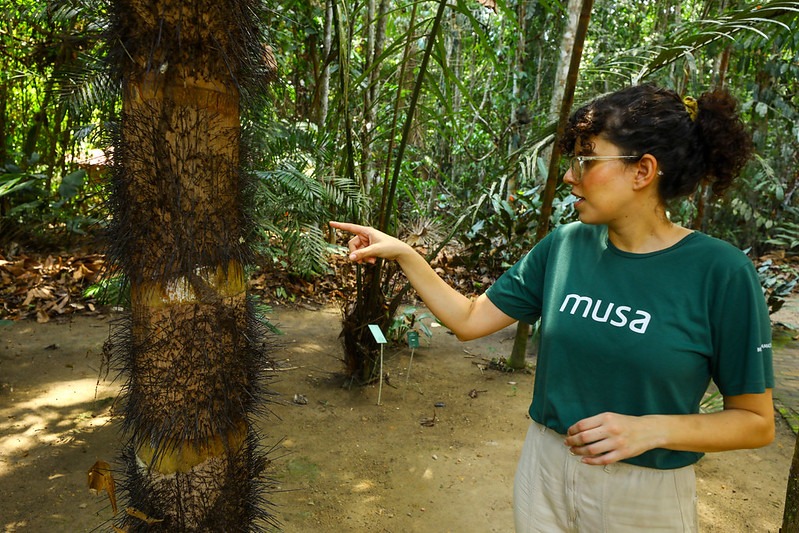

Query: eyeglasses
[{"left": 568, "top": 155, "right": 641, "bottom": 182}]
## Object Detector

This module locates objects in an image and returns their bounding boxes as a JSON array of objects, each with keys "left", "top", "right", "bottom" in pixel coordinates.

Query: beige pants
[{"left": 514, "top": 422, "right": 698, "bottom": 532}]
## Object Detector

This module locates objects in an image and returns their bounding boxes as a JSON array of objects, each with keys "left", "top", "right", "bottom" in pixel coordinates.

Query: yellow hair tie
[{"left": 683, "top": 96, "right": 698, "bottom": 122}]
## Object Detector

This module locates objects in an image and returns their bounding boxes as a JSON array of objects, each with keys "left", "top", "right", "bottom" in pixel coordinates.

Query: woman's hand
[
  {"left": 329, "top": 221, "right": 411, "bottom": 264},
  {"left": 564, "top": 391, "right": 775, "bottom": 466},
  {"left": 563, "top": 412, "right": 661, "bottom": 465}
]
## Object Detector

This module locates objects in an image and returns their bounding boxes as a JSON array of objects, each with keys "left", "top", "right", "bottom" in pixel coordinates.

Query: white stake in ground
[
  {"left": 405, "top": 330, "right": 419, "bottom": 389},
  {"left": 368, "top": 324, "right": 388, "bottom": 405}
]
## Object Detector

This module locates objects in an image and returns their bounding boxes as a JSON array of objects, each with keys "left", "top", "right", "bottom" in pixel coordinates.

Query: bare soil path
[{"left": 0, "top": 304, "right": 794, "bottom": 532}]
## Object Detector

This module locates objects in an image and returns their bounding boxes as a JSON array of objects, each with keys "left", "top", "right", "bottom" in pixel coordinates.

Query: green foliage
[
  {"left": 460, "top": 155, "right": 575, "bottom": 274},
  {"left": 249, "top": 294, "right": 283, "bottom": 335},
  {"left": 700, "top": 390, "right": 723, "bottom": 414},
  {"left": 3, "top": 0, "right": 799, "bottom": 306},
  {"left": 255, "top": 0, "right": 799, "bottom": 379},
  {"left": 767, "top": 211, "right": 799, "bottom": 251},
  {"left": 387, "top": 305, "right": 434, "bottom": 344},
  {"left": 0, "top": 155, "right": 99, "bottom": 245},
  {"left": 82, "top": 273, "right": 128, "bottom": 306},
  {"left": 1, "top": 160, "right": 48, "bottom": 206},
  {"left": 1, "top": 0, "right": 111, "bottom": 247},
  {"left": 251, "top": 120, "right": 363, "bottom": 277}
]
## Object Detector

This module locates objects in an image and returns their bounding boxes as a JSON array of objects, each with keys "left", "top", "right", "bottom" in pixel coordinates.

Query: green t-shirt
[{"left": 486, "top": 222, "right": 774, "bottom": 469}]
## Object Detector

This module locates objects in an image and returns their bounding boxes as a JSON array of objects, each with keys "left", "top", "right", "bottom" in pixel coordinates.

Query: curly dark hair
[{"left": 558, "top": 84, "right": 753, "bottom": 200}]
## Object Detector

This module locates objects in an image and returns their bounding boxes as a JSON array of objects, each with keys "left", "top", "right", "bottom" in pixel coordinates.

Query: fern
[{"left": 251, "top": 120, "right": 364, "bottom": 277}]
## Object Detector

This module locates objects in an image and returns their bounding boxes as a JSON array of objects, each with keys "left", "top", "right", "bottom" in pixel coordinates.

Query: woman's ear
[{"left": 632, "top": 154, "right": 659, "bottom": 191}]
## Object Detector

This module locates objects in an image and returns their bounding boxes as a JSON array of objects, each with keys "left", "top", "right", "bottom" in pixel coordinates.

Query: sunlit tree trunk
[
  {"left": 507, "top": 0, "right": 585, "bottom": 370},
  {"left": 109, "top": 0, "right": 274, "bottom": 529},
  {"left": 361, "top": 0, "right": 378, "bottom": 195},
  {"left": 549, "top": 0, "right": 581, "bottom": 122},
  {"left": 320, "top": 0, "right": 333, "bottom": 127}
]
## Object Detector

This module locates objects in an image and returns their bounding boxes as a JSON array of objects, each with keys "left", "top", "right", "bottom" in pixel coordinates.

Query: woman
[{"left": 330, "top": 84, "right": 774, "bottom": 532}]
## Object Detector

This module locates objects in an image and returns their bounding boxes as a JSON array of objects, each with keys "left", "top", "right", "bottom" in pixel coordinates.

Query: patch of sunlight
[
  {"left": 4, "top": 521, "right": 29, "bottom": 532},
  {"left": 351, "top": 479, "right": 374, "bottom": 493},
  {"left": 290, "top": 342, "right": 326, "bottom": 354},
  {"left": 0, "top": 378, "right": 114, "bottom": 469},
  {"left": 14, "top": 378, "right": 106, "bottom": 410},
  {"left": 0, "top": 410, "right": 110, "bottom": 457}
]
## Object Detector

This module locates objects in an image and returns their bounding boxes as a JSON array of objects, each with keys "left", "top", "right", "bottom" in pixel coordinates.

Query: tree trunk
[
  {"left": 548, "top": 0, "right": 581, "bottom": 122},
  {"left": 109, "top": 0, "right": 274, "bottom": 529},
  {"left": 320, "top": 0, "right": 333, "bottom": 127},
  {"left": 507, "top": 0, "right": 590, "bottom": 370},
  {"left": 0, "top": 81, "right": 7, "bottom": 166},
  {"left": 506, "top": 0, "right": 530, "bottom": 371},
  {"left": 361, "top": 0, "right": 377, "bottom": 195},
  {"left": 782, "top": 433, "right": 799, "bottom": 532},
  {"left": 341, "top": 0, "right": 447, "bottom": 382}
]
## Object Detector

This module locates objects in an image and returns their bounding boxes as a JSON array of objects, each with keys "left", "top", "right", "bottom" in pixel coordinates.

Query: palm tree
[{"left": 106, "top": 0, "right": 276, "bottom": 529}]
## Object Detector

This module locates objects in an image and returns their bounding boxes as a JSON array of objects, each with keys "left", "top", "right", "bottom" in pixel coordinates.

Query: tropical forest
[{"left": 2, "top": 0, "right": 799, "bottom": 531}]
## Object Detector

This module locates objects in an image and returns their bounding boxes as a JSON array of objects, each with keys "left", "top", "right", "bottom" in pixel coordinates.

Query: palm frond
[
  {"left": 636, "top": 0, "right": 799, "bottom": 81},
  {"left": 251, "top": 119, "right": 364, "bottom": 277}
]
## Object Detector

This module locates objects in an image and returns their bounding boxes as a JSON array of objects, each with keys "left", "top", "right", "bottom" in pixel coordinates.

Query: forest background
[
  {"left": 3, "top": 0, "right": 799, "bottom": 312},
  {"left": 3, "top": 0, "right": 799, "bottom": 530}
]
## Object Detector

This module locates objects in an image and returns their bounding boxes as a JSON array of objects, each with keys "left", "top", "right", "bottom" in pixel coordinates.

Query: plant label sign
[
  {"left": 368, "top": 324, "right": 387, "bottom": 344},
  {"left": 407, "top": 331, "right": 420, "bottom": 348}
]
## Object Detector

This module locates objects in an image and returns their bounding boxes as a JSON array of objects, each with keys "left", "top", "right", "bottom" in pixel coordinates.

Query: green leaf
[
  {"left": 58, "top": 169, "right": 87, "bottom": 200},
  {"left": 0, "top": 176, "right": 26, "bottom": 197}
]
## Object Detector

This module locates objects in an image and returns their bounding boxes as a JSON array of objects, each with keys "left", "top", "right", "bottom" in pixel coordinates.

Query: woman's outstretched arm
[{"left": 329, "top": 221, "right": 515, "bottom": 341}]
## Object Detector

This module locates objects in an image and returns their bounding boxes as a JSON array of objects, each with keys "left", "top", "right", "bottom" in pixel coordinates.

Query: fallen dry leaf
[
  {"left": 87, "top": 460, "right": 118, "bottom": 514},
  {"left": 36, "top": 309, "right": 50, "bottom": 323}
]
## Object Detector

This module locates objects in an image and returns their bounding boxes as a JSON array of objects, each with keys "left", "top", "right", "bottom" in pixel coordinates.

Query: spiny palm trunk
[{"left": 109, "top": 0, "right": 274, "bottom": 529}]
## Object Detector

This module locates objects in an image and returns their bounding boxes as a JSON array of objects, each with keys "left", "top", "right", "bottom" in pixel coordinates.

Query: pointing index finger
[{"left": 329, "top": 221, "right": 366, "bottom": 235}]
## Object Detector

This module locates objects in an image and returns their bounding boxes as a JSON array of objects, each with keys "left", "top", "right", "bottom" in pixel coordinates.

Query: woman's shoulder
[
  {"left": 550, "top": 221, "right": 606, "bottom": 241},
  {"left": 684, "top": 231, "right": 756, "bottom": 271},
  {"left": 687, "top": 231, "right": 749, "bottom": 255},
  {"left": 535, "top": 222, "right": 606, "bottom": 256}
]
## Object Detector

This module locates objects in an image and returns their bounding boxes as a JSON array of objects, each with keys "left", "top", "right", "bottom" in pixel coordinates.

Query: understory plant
[{"left": 251, "top": 120, "right": 363, "bottom": 278}]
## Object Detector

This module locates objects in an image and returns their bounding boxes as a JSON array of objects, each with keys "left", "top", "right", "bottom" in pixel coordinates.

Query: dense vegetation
[
  {"left": 0, "top": 0, "right": 794, "bottom": 319},
  {"left": 3, "top": 0, "right": 798, "bottom": 271}
]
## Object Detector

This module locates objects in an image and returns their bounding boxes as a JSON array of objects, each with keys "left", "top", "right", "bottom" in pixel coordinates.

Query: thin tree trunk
[
  {"left": 507, "top": 0, "right": 589, "bottom": 370},
  {"left": 361, "top": 0, "right": 377, "bottom": 194},
  {"left": 379, "top": 0, "right": 420, "bottom": 223},
  {"left": 0, "top": 81, "right": 7, "bottom": 166},
  {"left": 342, "top": 0, "right": 447, "bottom": 382},
  {"left": 331, "top": 0, "right": 357, "bottom": 188},
  {"left": 692, "top": 43, "right": 733, "bottom": 231},
  {"left": 320, "top": 0, "right": 333, "bottom": 126},
  {"left": 539, "top": 0, "right": 594, "bottom": 239},
  {"left": 548, "top": 0, "right": 581, "bottom": 122}
]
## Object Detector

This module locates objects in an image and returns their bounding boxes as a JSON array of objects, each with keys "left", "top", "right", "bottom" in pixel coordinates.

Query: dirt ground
[{"left": 0, "top": 305, "right": 793, "bottom": 532}]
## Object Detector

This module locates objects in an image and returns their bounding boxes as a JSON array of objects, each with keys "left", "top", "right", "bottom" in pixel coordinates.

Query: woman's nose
[{"left": 563, "top": 166, "right": 577, "bottom": 185}]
